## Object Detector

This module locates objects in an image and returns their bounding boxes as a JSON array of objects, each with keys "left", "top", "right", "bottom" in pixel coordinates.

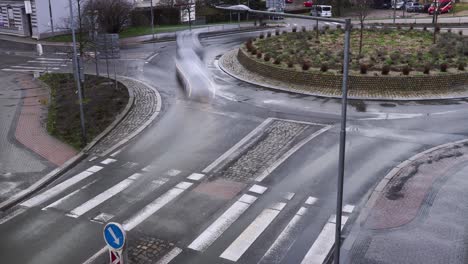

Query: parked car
[
  {"left": 406, "top": 2, "right": 423, "bottom": 12},
  {"left": 423, "top": 3, "right": 431, "bottom": 12},
  {"left": 286, "top": 0, "right": 293, "bottom": 3},
  {"left": 310, "top": 5, "right": 332, "bottom": 17},
  {"left": 374, "top": 0, "right": 392, "bottom": 9},
  {"left": 428, "top": 0, "right": 453, "bottom": 14},
  {"left": 391, "top": 1, "right": 406, "bottom": 9},
  {"left": 304, "top": 1, "right": 313, "bottom": 7},
  {"left": 267, "top": 7, "right": 285, "bottom": 19}
]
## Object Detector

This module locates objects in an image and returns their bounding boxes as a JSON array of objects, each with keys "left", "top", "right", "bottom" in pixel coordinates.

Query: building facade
[{"left": 0, "top": 0, "right": 70, "bottom": 39}]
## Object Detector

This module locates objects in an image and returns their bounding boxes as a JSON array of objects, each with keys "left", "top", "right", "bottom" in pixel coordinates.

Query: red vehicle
[
  {"left": 304, "top": 1, "right": 313, "bottom": 7},
  {"left": 286, "top": 0, "right": 293, "bottom": 3},
  {"left": 428, "top": 0, "right": 453, "bottom": 14}
]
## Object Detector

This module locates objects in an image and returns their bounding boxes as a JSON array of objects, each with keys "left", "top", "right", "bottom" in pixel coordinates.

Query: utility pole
[
  {"left": 334, "top": 19, "right": 351, "bottom": 264},
  {"left": 68, "top": 0, "right": 87, "bottom": 147},
  {"left": 393, "top": 0, "right": 396, "bottom": 24},
  {"left": 433, "top": 0, "right": 439, "bottom": 44},
  {"left": 150, "top": 0, "right": 155, "bottom": 41},
  {"left": 48, "top": 0, "right": 54, "bottom": 32}
]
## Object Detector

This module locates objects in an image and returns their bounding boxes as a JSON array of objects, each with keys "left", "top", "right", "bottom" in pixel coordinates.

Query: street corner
[{"left": 364, "top": 141, "right": 468, "bottom": 230}]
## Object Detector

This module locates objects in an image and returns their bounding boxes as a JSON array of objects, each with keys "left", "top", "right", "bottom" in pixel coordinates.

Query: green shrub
[
  {"left": 440, "top": 63, "right": 448, "bottom": 72},
  {"left": 264, "top": 54, "right": 271, "bottom": 62},
  {"left": 423, "top": 64, "right": 431, "bottom": 74},
  {"left": 360, "top": 63, "right": 368, "bottom": 74},
  {"left": 320, "top": 63, "right": 328, "bottom": 72},
  {"left": 302, "top": 61, "right": 311, "bottom": 70}
]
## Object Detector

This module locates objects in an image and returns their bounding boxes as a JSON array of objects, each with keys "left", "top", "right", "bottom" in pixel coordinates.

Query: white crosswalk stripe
[
  {"left": 220, "top": 202, "right": 287, "bottom": 261},
  {"left": 2, "top": 57, "right": 70, "bottom": 73},
  {"left": 188, "top": 194, "right": 258, "bottom": 252},
  {"left": 67, "top": 173, "right": 144, "bottom": 218}
]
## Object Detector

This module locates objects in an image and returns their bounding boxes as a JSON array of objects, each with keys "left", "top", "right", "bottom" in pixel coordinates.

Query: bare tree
[
  {"left": 351, "top": 0, "right": 372, "bottom": 57},
  {"left": 84, "top": 0, "right": 134, "bottom": 33}
]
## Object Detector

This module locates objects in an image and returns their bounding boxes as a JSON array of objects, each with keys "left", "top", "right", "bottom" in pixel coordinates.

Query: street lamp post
[
  {"left": 68, "top": 0, "right": 87, "bottom": 146},
  {"left": 216, "top": 6, "right": 351, "bottom": 263}
]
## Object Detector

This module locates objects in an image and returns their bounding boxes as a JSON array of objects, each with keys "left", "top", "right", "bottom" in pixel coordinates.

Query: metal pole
[
  {"left": 150, "top": 0, "right": 155, "bottom": 41},
  {"left": 334, "top": 18, "right": 351, "bottom": 264},
  {"left": 105, "top": 34, "right": 110, "bottom": 79},
  {"left": 48, "top": 0, "right": 54, "bottom": 32},
  {"left": 68, "top": 0, "right": 87, "bottom": 146},
  {"left": 393, "top": 0, "right": 396, "bottom": 24}
]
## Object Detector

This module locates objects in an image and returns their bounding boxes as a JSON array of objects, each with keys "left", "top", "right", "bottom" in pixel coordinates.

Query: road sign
[
  {"left": 103, "top": 222, "right": 126, "bottom": 250},
  {"left": 109, "top": 249, "right": 123, "bottom": 264}
]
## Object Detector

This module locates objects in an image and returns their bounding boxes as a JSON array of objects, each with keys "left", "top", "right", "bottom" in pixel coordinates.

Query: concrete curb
[
  {"left": 217, "top": 50, "right": 468, "bottom": 101},
  {"left": 0, "top": 74, "right": 136, "bottom": 211},
  {"left": 341, "top": 138, "right": 468, "bottom": 263}
]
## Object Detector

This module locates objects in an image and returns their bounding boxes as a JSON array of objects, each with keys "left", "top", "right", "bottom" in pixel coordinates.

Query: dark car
[{"left": 406, "top": 2, "right": 423, "bottom": 12}]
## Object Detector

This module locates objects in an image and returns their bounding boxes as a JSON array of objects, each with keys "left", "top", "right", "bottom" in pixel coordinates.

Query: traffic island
[
  {"left": 40, "top": 73, "right": 129, "bottom": 150},
  {"left": 219, "top": 27, "right": 468, "bottom": 100}
]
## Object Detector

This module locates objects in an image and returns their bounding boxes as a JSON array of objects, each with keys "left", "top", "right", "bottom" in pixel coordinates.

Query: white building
[{"left": 0, "top": 0, "right": 70, "bottom": 39}]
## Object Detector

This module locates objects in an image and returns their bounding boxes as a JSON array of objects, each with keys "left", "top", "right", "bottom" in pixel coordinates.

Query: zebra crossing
[
  {"left": 1, "top": 56, "right": 71, "bottom": 73},
  {"left": 0, "top": 154, "right": 355, "bottom": 264}
]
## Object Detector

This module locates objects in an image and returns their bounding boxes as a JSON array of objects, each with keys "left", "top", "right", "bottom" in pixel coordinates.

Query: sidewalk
[
  {"left": 344, "top": 140, "right": 468, "bottom": 264},
  {"left": 0, "top": 72, "right": 77, "bottom": 203}
]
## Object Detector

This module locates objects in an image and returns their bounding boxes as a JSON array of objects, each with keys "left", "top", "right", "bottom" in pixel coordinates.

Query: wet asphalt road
[{"left": 0, "top": 30, "right": 468, "bottom": 264}]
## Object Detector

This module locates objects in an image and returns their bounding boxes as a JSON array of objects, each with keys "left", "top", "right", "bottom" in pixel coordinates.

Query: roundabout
[{"left": 219, "top": 27, "right": 468, "bottom": 100}]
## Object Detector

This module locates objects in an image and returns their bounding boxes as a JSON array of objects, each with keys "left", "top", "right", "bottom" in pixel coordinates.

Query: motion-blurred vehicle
[
  {"left": 175, "top": 32, "right": 216, "bottom": 102},
  {"left": 303, "top": 1, "right": 313, "bottom": 7},
  {"left": 406, "top": 2, "right": 423, "bottom": 12},
  {"left": 310, "top": 5, "right": 332, "bottom": 17},
  {"left": 428, "top": 0, "right": 453, "bottom": 14}
]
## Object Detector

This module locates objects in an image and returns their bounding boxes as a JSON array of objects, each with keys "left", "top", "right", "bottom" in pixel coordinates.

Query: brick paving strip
[
  {"left": 218, "top": 49, "right": 468, "bottom": 101},
  {"left": 15, "top": 75, "right": 78, "bottom": 166}
]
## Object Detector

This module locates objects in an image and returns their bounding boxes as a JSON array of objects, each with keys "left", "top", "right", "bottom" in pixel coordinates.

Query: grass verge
[{"left": 40, "top": 73, "right": 129, "bottom": 149}]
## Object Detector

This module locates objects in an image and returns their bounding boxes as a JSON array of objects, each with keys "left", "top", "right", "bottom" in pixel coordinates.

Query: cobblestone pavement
[
  {"left": 216, "top": 120, "right": 313, "bottom": 182},
  {"left": 219, "top": 49, "right": 468, "bottom": 100},
  {"left": 91, "top": 77, "right": 159, "bottom": 155},
  {"left": 127, "top": 233, "right": 174, "bottom": 264},
  {"left": 0, "top": 72, "right": 54, "bottom": 203},
  {"left": 347, "top": 142, "right": 468, "bottom": 264}
]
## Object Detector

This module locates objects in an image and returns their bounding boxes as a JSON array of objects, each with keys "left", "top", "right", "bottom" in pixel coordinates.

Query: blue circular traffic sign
[{"left": 103, "top": 222, "right": 126, "bottom": 250}]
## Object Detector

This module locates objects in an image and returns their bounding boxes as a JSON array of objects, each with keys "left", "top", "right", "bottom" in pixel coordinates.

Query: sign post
[{"left": 103, "top": 222, "right": 126, "bottom": 264}]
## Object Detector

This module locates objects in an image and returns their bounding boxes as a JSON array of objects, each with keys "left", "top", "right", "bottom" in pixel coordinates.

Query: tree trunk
[{"left": 359, "top": 22, "right": 363, "bottom": 57}]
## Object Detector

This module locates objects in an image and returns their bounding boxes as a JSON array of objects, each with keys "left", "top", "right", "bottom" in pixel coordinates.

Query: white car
[
  {"left": 310, "top": 5, "right": 332, "bottom": 17},
  {"left": 391, "top": 1, "right": 405, "bottom": 10}
]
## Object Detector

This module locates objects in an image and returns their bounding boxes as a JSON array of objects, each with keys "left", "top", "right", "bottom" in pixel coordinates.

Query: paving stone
[{"left": 91, "top": 77, "right": 159, "bottom": 154}]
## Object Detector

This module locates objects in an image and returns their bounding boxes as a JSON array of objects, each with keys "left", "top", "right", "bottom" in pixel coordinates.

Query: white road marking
[
  {"left": 305, "top": 196, "right": 318, "bottom": 205},
  {"left": 166, "top": 169, "right": 181, "bottom": 177},
  {"left": 255, "top": 126, "right": 331, "bottom": 182},
  {"left": 27, "top": 60, "right": 63, "bottom": 64},
  {"left": 87, "top": 165, "right": 104, "bottom": 173},
  {"left": 43, "top": 186, "right": 81, "bottom": 210},
  {"left": 343, "top": 204, "right": 355, "bottom": 214},
  {"left": 11, "top": 65, "right": 59, "bottom": 70},
  {"left": 91, "top": 212, "right": 114, "bottom": 223},
  {"left": 142, "top": 165, "right": 154, "bottom": 172},
  {"left": 202, "top": 118, "right": 274, "bottom": 173},
  {"left": 187, "top": 173, "right": 205, "bottom": 181},
  {"left": 21, "top": 166, "right": 103, "bottom": 207},
  {"left": 188, "top": 194, "right": 258, "bottom": 252},
  {"left": 146, "top": 52, "right": 159, "bottom": 62},
  {"left": 82, "top": 247, "right": 107, "bottom": 264},
  {"left": 249, "top": 184, "right": 267, "bottom": 194},
  {"left": 156, "top": 247, "right": 182, "bottom": 264},
  {"left": 283, "top": 192, "right": 295, "bottom": 201},
  {"left": 175, "top": 181, "right": 192, "bottom": 190},
  {"left": 110, "top": 149, "right": 122, "bottom": 157},
  {"left": 67, "top": 173, "right": 144, "bottom": 218},
  {"left": 122, "top": 182, "right": 193, "bottom": 231},
  {"left": 100, "top": 158, "right": 117, "bottom": 165},
  {"left": 88, "top": 156, "right": 98, "bottom": 162},
  {"left": 260, "top": 207, "right": 308, "bottom": 263},
  {"left": 220, "top": 203, "right": 286, "bottom": 262},
  {"left": 300, "top": 215, "right": 349, "bottom": 264},
  {"left": 36, "top": 57, "right": 71, "bottom": 61},
  {"left": 0, "top": 207, "right": 27, "bottom": 225},
  {"left": 2, "top": 68, "right": 47, "bottom": 72}
]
